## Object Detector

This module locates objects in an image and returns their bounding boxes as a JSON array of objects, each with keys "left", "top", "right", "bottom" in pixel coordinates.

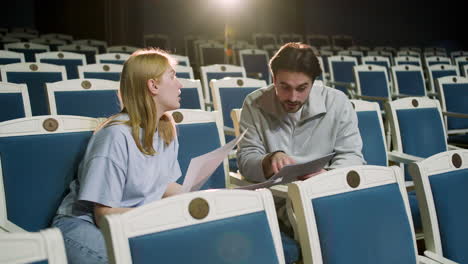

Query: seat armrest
[
  {"left": 424, "top": 251, "right": 458, "bottom": 264},
  {"left": 388, "top": 151, "right": 423, "bottom": 164},
  {"left": 354, "top": 95, "right": 389, "bottom": 102},
  {"left": 224, "top": 126, "right": 236, "bottom": 136},
  {"left": 443, "top": 111, "right": 468, "bottom": 119}
]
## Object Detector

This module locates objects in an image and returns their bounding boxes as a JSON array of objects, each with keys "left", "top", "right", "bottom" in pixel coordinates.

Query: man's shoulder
[
  {"left": 320, "top": 84, "right": 350, "bottom": 105},
  {"left": 244, "top": 84, "right": 274, "bottom": 106}
]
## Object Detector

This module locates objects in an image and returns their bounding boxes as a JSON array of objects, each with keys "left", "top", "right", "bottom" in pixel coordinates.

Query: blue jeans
[{"left": 52, "top": 215, "right": 108, "bottom": 264}]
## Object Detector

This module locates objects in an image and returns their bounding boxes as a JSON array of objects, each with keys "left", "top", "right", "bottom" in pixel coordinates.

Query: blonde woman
[{"left": 52, "top": 49, "right": 183, "bottom": 264}]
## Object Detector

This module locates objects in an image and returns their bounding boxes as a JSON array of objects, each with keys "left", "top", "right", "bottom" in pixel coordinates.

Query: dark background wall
[{"left": 2, "top": 0, "right": 466, "bottom": 51}]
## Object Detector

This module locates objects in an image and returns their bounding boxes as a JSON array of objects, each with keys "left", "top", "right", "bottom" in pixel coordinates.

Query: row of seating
[{"left": 2, "top": 137, "right": 466, "bottom": 263}]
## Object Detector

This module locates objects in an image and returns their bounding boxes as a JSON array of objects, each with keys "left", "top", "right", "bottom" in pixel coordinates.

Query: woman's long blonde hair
[{"left": 102, "top": 48, "right": 177, "bottom": 155}]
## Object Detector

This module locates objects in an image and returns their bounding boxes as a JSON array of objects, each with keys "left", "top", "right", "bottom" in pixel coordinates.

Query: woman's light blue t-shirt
[{"left": 57, "top": 114, "right": 181, "bottom": 223}]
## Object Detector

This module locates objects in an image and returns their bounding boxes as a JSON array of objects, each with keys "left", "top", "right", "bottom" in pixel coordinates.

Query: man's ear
[{"left": 147, "top": 78, "right": 158, "bottom": 96}]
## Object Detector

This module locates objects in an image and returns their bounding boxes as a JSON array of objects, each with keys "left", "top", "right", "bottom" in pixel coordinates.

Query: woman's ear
[{"left": 147, "top": 78, "right": 158, "bottom": 96}]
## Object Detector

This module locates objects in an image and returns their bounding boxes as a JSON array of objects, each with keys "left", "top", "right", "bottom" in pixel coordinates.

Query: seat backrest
[
  {"left": 436, "top": 76, "right": 468, "bottom": 133},
  {"left": 101, "top": 189, "right": 285, "bottom": 264},
  {"left": 394, "top": 56, "right": 421, "bottom": 67},
  {"left": 36, "top": 51, "right": 86, "bottom": 79},
  {"left": 328, "top": 55, "right": 358, "bottom": 94},
  {"left": 230, "top": 108, "right": 242, "bottom": 137},
  {"left": 0, "top": 82, "right": 31, "bottom": 122},
  {"left": 0, "top": 50, "right": 25, "bottom": 65},
  {"left": 353, "top": 64, "right": 390, "bottom": 108},
  {"left": 200, "top": 64, "right": 246, "bottom": 104},
  {"left": 239, "top": 49, "right": 270, "bottom": 83},
  {"left": 41, "top": 33, "right": 73, "bottom": 43},
  {"left": 171, "top": 54, "right": 190, "bottom": 66},
  {"left": 30, "top": 37, "right": 67, "bottom": 52},
  {"left": 175, "top": 64, "right": 194, "bottom": 79},
  {"left": 73, "top": 39, "right": 107, "bottom": 54},
  {"left": 211, "top": 77, "right": 266, "bottom": 129},
  {"left": 0, "top": 62, "right": 66, "bottom": 116},
  {"left": 179, "top": 78, "right": 204, "bottom": 110},
  {"left": 95, "top": 53, "right": 130, "bottom": 65},
  {"left": 424, "top": 56, "right": 452, "bottom": 68},
  {"left": 0, "top": 228, "right": 67, "bottom": 264},
  {"left": 46, "top": 79, "right": 121, "bottom": 118},
  {"left": 410, "top": 150, "right": 468, "bottom": 263},
  {"left": 427, "top": 64, "right": 459, "bottom": 94},
  {"left": 58, "top": 44, "right": 98, "bottom": 64},
  {"left": 5, "top": 42, "right": 50, "bottom": 62},
  {"left": 391, "top": 65, "right": 426, "bottom": 96},
  {"left": 106, "top": 45, "right": 139, "bottom": 54},
  {"left": 367, "top": 50, "right": 394, "bottom": 65},
  {"left": 169, "top": 109, "right": 228, "bottom": 189},
  {"left": 337, "top": 50, "right": 363, "bottom": 64},
  {"left": 0, "top": 115, "right": 98, "bottom": 232},
  {"left": 454, "top": 56, "right": 468, "bottom": 77},
  {"left": 362, "top": 55, "right": 392, "bottom": 81},
  {"left": 288, "top": 165, "right": 418, "bottom": 264},
  {"left": 78, "top": 63, "right": 122, "bottom": 81},
  {"left": 305, "top": 34, "right": 330, "bottom": 47},
  {"left": 198, "top": 42, "right": 225, "bottom": 66},
  {"left": 397, "top": 50, "right": 421, "bottom": 58},
  {"left": 143, "top": 34, "right": 169, "bottom": 50},
  {"left": 385, "top": 97, "right": 447, "bottom": 180},
  {"left": 351, "top": 100, "right": 388, "bottom": 166},
  {"left": 253, "top": 33, "right": 278, "bottom": 49}
]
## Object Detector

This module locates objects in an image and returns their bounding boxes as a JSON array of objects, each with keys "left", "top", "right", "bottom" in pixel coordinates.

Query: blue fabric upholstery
[
  {"left": 9, "top": 48, "right": 47, "bottom": 62},
  {"left": 428, "top": 61, "right": 451, "bottom": 66},
  {"left": 242, "top": 54, "right": 270, "bottom": 83},
  {"left": 431, "top": 70, "right": 457, "bottom": 87},
  {"left": 176, "top": 72, "right": 191, "bottom": 79},
  {"left": 312, "top": 183, "right": 416, "bottom": 264},
  {"left": 0, "top": 93, "right": 26, "bottom": 122},
  {"left": 407, "top": 191, "right": 422, "bottom": 231},
  {"left": 280, "top": 232, "right": 300, "bottom": 264},
  {"left": 30, "top": 259, "right": 49, "bottom": 264},
  {"left": 396, "top": 108, "right": 447, "bottom": 180},
  {"left": 129, "top": 211, "right": 280, "bottom": 264},
  {"left": 219, "top": 87, "right": 257, "bottom": 128},
  {"left": 396, "top": 71, "right": 425, "bottom": 96},
  {"left": 441, "top": 83, "right": 468, "bottom": 130},
  {"left": 180, "top": 88, "right": 202, "bottom": 109},
  {"left": 39, "top": 59, "right": 83, "bottom": 79},
  {"left": 176, "top": 122, "right": 225, "bottom": 189},
  {"left": 83, "top": 72, "right": 120, "bottom": 81},
  {"left": 358, "top": 71, "right": 389, "bottom": 108},
  {"left": 398, "top": 61, "right": 420, "bottom": 66},
  {"left": 458, "top": 61, "right": 468, "bottom": 77},
  {"left": 205, "top": 72, "right": 244, "bottom": 101},
  {"left": 61, "top": 50, "right": 96, "bottom": 64},
  {"left": 6, "top": 72, "right": 63, "bottom": 116},
  {"left": 356, "top": 111, "right": 387, "bottom": 166},
  {"left": 54, "top": 90, "right": 121, "bottom": 118},
  {"left": 429, "top": 169, "right": 468, "bottom": 263},
  {"left": 99, "top": 59, "right": 125, "bottom": 65},
  {"left": 365, "top": 61, "right": 391, "bottom": 81},
  {"left": 331, "top": 61, "right": 356, "bottom": 94},
  {"left": 0, "top": 131, "right": 93, "bottom": 231},
  {"left": 28, "top": 260, "right": 48, "bottom": 264},
  {"left": 0, "top": 58, "right": 21, "bottom": 65}
]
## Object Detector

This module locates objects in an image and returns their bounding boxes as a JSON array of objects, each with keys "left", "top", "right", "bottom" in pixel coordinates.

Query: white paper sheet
[
  {"left": 181, "top": 129, "right": 247, "bottom": 193},
  {"left": 236, "top": 152, "right": 335, "bottom": 190}
]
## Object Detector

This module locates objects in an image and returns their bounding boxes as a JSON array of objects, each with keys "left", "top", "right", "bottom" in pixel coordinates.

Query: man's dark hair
[{"left": 269, "top": 42, "right": 322, "bottom": 81}]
